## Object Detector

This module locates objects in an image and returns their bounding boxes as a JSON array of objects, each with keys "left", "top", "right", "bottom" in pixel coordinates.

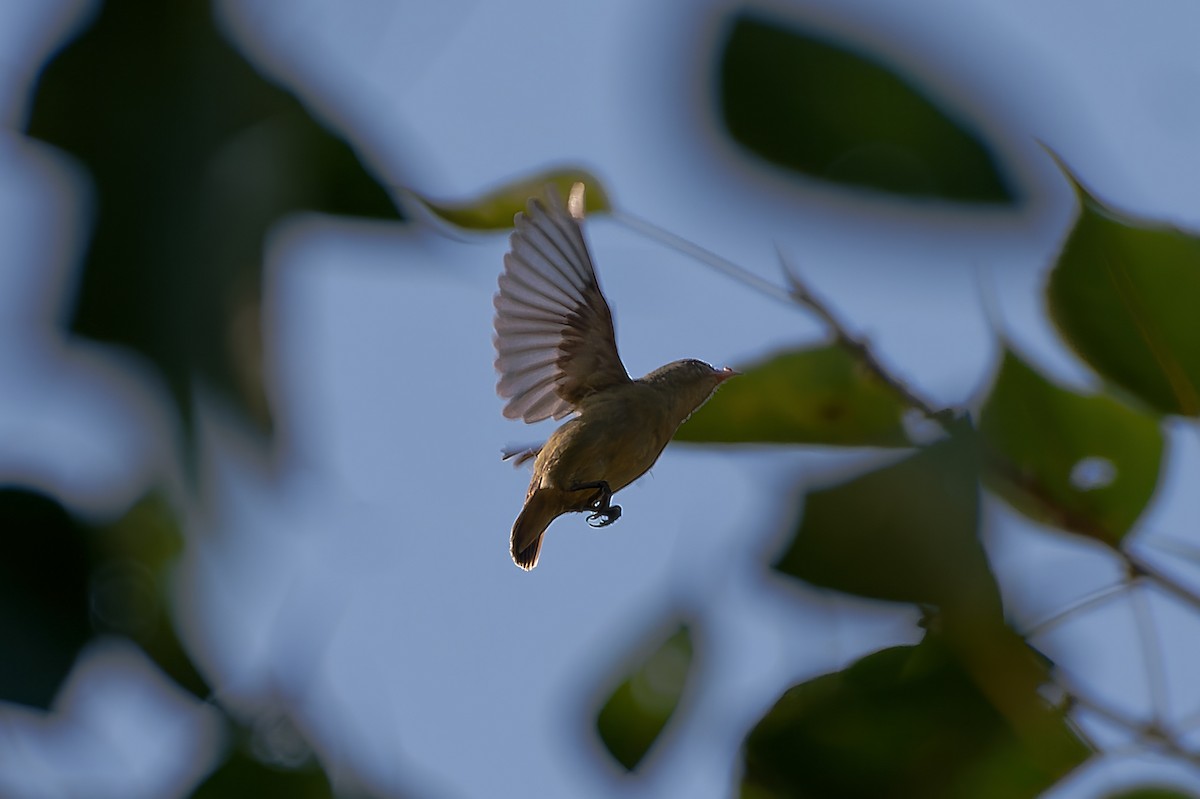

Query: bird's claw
[
  {"left": 587, "top": 505, "right": 622, "bottom": 528},
  {"left": 569, "top": 480, "right": 620, "bottom": 527}
]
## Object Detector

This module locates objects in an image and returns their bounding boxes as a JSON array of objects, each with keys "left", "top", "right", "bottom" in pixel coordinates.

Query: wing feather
[{"left": 493, "top": 184, "right": 629, "bottom": 422}]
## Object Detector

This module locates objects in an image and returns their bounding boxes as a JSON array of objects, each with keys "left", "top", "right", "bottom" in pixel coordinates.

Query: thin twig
[
  {"left": 1129, "top": 579, "right": 1170, "bottom": 727},
  {"left": 1175, "top": 705, "right": 1200, "bottom": 735},
  {"left": 1124, "top": 548, "right": 1200, "bottom": 616},
  {"left": 775, "top": 246, "right": 948, "bottom": 422},
  {"left": 1145, "top": 533, "right": 1200, "bottom": 567},
  {"left": 1057, "top": 670, "right": 1153, "bottom": 740},
  {"left": 616, "top": 209, "right": 950, "bottom": 422},
  {"left": 1020, "top": 580, "right": 1129, "bottom": 639},
  {"left": 619, "top": 201, "right": 1200, "bottom": 768},
  {"left": 1066, "top": 694, "right": 1200, "bottom": 768},
  {"left": 612, "top": 210, "right": 797, "bottom": 305}
]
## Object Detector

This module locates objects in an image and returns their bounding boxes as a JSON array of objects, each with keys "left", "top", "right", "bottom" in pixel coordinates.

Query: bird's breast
[{"left": 538, "top": 387, "right": 674, "bottom": 494}]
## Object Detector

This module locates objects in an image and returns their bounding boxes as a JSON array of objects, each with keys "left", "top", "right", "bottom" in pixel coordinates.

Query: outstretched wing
[{"left": 493, "top": 184, "right": 630, "bottom": 422}]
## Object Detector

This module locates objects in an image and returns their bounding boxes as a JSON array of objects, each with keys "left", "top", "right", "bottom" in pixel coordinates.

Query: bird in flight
[{"left": 494, "top": 183, "right": 738, "bottom": 570}]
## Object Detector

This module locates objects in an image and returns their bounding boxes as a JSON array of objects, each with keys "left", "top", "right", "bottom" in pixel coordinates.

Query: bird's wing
[{"left": 494, "top": 184, "right": 630, "bottom": 422}]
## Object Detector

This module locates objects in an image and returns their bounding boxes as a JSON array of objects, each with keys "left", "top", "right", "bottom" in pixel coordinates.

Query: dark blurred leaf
[
  {"left": 676, "top": 344, "right": 910, "bottom": 447},
  {"left": 979, "top": 350, "right": 1164, "bottom": 546},
  {"left": 26, "top": 0, "right": 400, "bottom": 444},
  {"left": 595, "top": 623, "right": 693, "bottom": 771},
  {"left": 741, "top": 633, "right": 1090, "bottom": 799},
  {"left": 412, "top": 167, "right": 612, "bottom": 230},
  {"left": 1047, "top": 169, "right": 1200, "bottom": 416},
  {"left": 775, "top": 423, "right": 1000, "bottom": 618},
  {"left": 94, "top": 493, "right": 210, "bottom": 698},
  {"left": 0, "top": 487, "right": 208, "bottom": 708},
  {"left": 0, "top": 488, "right": 92, "bottom": 708},
  {"left": 191, "top": 747, "right": 333, "bottom": 799},
  {"left": 1105, "top": 789, "right": 1200, "bottom": 799},
  {"left": 717, "top": 12, "right": 1014, "bottom": 203}
]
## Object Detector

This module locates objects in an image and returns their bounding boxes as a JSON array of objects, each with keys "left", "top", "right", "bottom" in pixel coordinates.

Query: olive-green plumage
[
  {"left": 495, "top": 184, "right": 737, "bottom": 570},
  {"left": 511, "top": 360, "right": 735, "bottom": 568}
]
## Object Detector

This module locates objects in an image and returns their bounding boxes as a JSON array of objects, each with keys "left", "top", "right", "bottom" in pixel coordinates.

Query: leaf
[
  {"left": 594, "top": 622, "right": 694, "bottom": 771},
  {"left": 774, "top": 423, "right": 1000, "bottom": 619},
  {"left": 979, "top": 350, "right": 1164, "bottom": 546},
  {"left": 716, "top": 12, "right": 1014, "bottom": 202},
  {"left": 741, "top": 633, "right": 1091, "bottom": 799},
  {"left": 26, "top": 0, "right": 400, "bottom": 443},
  {"left": 0, "top": 488, "right": 92, "bottom": 708},
  {"left": 1104, "top": 789, "right": 1200, "bottom": 799},
  {"left": 675, "top": 344, "right": 910, "bottom": 447},
  {"left": 94, "top": 493, "right": 210, "bottom": 699},
  {"left": 410, "top": 167, "right": 613, "bottom": 230},
  {"left": 190, "top": 747, "right": 333, "bottom": 799},
  {"left": 0, "top": 487, "right": 208, "bottom": 709},
  {"left": 1047, "top": 170, "right": 1200, "bottom": 416}
]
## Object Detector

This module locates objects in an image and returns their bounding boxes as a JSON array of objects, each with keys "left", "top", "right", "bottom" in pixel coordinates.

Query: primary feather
[
  {"left": 493, "top": 186, "right": 631, "bottom": 422},
  {"left": 494, "top": 184, "right": 738, "bottom": 570}
]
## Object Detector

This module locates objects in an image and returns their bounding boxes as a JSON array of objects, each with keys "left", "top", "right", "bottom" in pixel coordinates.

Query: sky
[{"left": 3, "top": 0, "right": 1200, "bottom": 797}]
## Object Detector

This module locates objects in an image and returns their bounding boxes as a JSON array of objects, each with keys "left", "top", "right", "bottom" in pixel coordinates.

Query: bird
[{"left": 494, "top": 183, "right": 738, "bottom": 570}]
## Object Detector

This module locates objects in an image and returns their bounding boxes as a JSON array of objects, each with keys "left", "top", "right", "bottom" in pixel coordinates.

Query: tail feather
[{"left": 511, "top": 489, "right": 560, "bottom": 570}]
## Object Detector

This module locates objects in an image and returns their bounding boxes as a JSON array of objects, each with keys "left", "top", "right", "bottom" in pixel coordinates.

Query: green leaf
[
  {"left": 0, "top": 488, "right": 92, "bottom": 709},
  {"left": 774, "top": 424, "right": 1000, "bottom": 619},
  {"left": 0, "top": 486, "right": 209, "bottom": 709},
  {"left": 741, "top": 633, "right": 1091, "bottom": 799},
  {"left": 1104, "top": 789, "right": 1200, "bottom": 799},
  {"left": 595, "top": 622, "right": 694, "bottom": 771},
  {"left": 1047, "top": 173, "right": 1200, "bottom": 416},
  {"left": 675, "top": 345, "right": 910, "bottom": 447},
  {"left": 94, "top": 493, "right": 210, "bottom": 699},
  {"left": 27, "top": 0, "right": 400, "bottom": 444},
  {"left": 979, "top": 350, "right": 1164, "bottom": 546},
  {"left": 717, "top": 12, "right": 1014, "bottom": 203},
  {"left": 412, "top": 167, "right": 613, "bottom": 230},
  {"left": 190, "top": 747, "right": 333, "bottom": 799}
]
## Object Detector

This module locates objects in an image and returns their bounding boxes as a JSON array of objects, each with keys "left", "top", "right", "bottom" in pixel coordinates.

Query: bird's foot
[
  {"left": 570, "top": 481, "right": 621, "bottom": 527},
  {"left": 570, "top": 480, "right": 613, "bottom": 509},
  {"left": 587, "top": 504, "right": 622, "bottom": 528}
]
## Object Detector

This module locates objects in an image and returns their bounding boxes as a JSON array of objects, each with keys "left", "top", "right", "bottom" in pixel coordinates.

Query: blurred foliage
[
  {"left": 979, "top": 349, "right": 1164, "bottom": 545},
  {"left": 741, "top": 633, "right": 1088, "bottom": 799},
  {"left": 0, "top": 486, "right": 203, "bottom": 708},
  {"left": 603, "top": 95, "right": 1200, "bottom": 790},
  {"left": 717, "top": 11, "right": 1015, "bottom": 203},
  {"left": 0, "top": 488, "right": 92, "bottom": 708},
  {"left": 25, "top": 0, "right": 400, "bottom": 445},
  {"left": 1104, "top": 789, "right": 1200, "bottom": 799},
  {"left": 412, "top": 167, "right": 613, "bottom": 230},
  {"left": 191, "top": 747, "right": 334, "bottom": 799},
  {"left": 10, "top": 1, "right": 1200, "bottom": 797},
  {"left": 775, "top": 423, "right": 998, "bottom": 618},
  {"left": 12, "top": 0, "right": 403, "bottom": 792},
  {"left": 594, "top": 622, "right": 693, "bottom": 771},
  {"left": 1047, "top": 172, "right": 1200, "bottom": 417},
  {"left": 0, "top": 484, "right": 354, "bottom": 794},
  {"left": 677, "top": 344, "right": 910, "bottom": 446}
]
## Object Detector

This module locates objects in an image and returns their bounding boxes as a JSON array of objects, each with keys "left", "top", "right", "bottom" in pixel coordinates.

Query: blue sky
[{"left": 3, "top": 0, "right": 1200, "bottom": 796}]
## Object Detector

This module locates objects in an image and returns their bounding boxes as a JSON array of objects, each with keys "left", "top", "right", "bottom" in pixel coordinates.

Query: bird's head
[{"left": 642, "top": 359, "right": 740, "bottom": 423}]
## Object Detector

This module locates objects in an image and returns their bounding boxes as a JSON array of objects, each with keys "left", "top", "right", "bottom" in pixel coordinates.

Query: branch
[
  {"left": 611, "top": 210, "right": 797, "bottom": 304},
  {"left": 614, "top": 209, "right": 951, "bottom": 423},
  {"left": 776, "top": 247, "right": 950, "bottom": 423},
  {"left": 615, "top": 202, "right": 1200, "bottom": 773},
  {"left": 1124, "top": 547, "right": 1200, "bottom": 616},
  {"left": 1020, "top": 580, "right": 1128, "bottom": 639},
  {"left": 1062, "top": 688, "right": 1199, "bottom": 762}
]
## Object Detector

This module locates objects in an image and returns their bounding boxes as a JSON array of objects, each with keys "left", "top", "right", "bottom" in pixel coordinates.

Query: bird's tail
[{"left": 511, "top": 489, "right": 559, "bottom": 570}]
